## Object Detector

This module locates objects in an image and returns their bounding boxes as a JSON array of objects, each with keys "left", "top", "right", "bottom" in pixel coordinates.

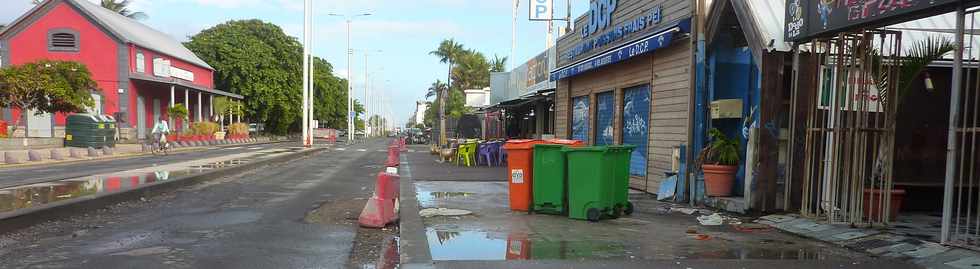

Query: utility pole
[
  {"left": 329, "top": 13, "right": 372, "bottom": 144},
  {"left": 301, "top": 0, "right": 311, "bottom": 147},
  {"left": 511, "top": 0, "right": 519, "bottom": 70}
]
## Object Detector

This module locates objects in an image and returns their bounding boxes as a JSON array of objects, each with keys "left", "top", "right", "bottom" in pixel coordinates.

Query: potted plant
[{"left": 700, "top": 128, "right": 740, "bottom": 197}]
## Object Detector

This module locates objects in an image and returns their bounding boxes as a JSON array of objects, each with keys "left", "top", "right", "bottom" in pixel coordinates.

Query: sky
[{"left": 0, "top": 0, "right": 590, "bottom": 127}]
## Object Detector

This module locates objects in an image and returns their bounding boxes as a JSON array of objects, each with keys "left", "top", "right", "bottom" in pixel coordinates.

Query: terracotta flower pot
[
  {"left": 863, "top": 188, "right": 906, "bottom": 221},
  {"left": 703, "top": 164, "right": 738, "bottom": 197}
]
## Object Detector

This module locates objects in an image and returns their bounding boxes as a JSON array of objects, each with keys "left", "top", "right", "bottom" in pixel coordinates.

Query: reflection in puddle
[
  {"left": 679, "top": 248, "right": 827, "bottom": 260},
  {"left": 0, "top": 158, "right": 258, "bottom": 216},
  {"left": 426, "top": 228, "right": 831, "bottom": 261},
  {"left": 426, "top": 228, "right": 627, "bottom": 261},
  {"left": 417, "top": 191, "right": 474, "bottom": 207}
]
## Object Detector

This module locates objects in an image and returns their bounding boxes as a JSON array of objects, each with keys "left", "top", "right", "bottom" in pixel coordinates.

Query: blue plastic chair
[{"left": 478, "top": 143, "right": 495, "bottom": 167}]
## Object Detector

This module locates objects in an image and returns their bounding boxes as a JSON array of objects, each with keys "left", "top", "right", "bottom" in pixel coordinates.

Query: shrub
[
  {"left": 228, "top": 123, "right": 249, "bottom": 136},
  {"left": 189, "top": 122, "right": 220, "bottom": 136}
]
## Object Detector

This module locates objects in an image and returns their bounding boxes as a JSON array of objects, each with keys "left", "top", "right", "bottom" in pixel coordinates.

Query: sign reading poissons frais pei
[{"left": 565, "top": 1, "right": 662, "bottom": 62}]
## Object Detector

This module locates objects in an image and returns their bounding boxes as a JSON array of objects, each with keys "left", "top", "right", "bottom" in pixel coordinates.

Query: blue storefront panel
[
  {"left": 623, "top": 85, "right": 650, "bottom": 176},
  {"left": 572, "top": 96, "right": 590, "bottom": 142},
  {"left": 595, "top": 92, "right": 615, "bottom": 145}
]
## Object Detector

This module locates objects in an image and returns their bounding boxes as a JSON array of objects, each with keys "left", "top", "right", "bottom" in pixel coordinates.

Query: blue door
[
  {"left": 571, "top": 96, "right": 590, "bottom": 142},
  {"left": 622, "top": 85, "right": 650, "bottom": 176},
  {"left": 595, "top": 92, "right": 615, "bottom": 145}
]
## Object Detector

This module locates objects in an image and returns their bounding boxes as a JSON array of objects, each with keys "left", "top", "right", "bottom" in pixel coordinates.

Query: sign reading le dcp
[
  {"left": 582, "top": 0, "right": 618, "bottom": 38},
  {"left": 530, "top": 0, "right": 553, "bottom": 21}
]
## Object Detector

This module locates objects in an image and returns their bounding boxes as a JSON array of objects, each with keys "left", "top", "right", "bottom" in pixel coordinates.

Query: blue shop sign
[
  {"left": 551, "top": 19, "right": 689, "bottom": 82},
  {"left": 567, "top": 4, "right": 663, "bottom": 62}
]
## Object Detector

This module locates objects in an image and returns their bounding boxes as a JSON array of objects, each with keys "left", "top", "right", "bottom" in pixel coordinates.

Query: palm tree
[
  {"left": 426, "top": 80, "right": 448, "bottom": 99},
  {"left": 33, "top": 0, "right": 147, "bottom": 20},
  {"left": 429, "top": 39, "right": 464, "bottom": 146},
  {"left": 490, "top": 55, "right": 508, "bottom": 73}
]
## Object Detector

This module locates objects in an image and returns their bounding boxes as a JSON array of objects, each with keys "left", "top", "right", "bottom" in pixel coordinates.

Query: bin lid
[
  {"left": 544, "top": 139, "right": 584, "bottom": 146},
  {"left": 561, "top": 146, "right": 611, "bottom": 153},
  {"left": 609, "top": 144, "right": 637, "bottom": 152},
  {"left": 502, "top": 139, "right": 544, "bottom": 150},
  {"left": 66, "top": 113, "right": 99, "bottom": 124}
]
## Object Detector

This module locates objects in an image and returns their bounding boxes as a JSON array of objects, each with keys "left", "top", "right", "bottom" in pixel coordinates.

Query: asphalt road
[
  {"left": 0, "top": 141, "right": 300, "bottom": 188},
  {"left": 0, "top": 138, "right": 391, "bottom": 268}
]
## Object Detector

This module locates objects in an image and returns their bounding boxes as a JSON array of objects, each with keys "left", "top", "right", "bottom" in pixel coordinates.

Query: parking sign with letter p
[{"left": 529, "top": 0, "right": 552, "bottom": 21}]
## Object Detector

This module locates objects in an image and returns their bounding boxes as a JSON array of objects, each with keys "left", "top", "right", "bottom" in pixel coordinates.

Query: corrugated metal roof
[
  {"left": 887, "top": 12, "right": 980, "bottom": 60},
  {"left": 743, "top": 0, "right": 792, "bottom": 52},
  {"left": 68, "top": 0, "right": 213, "bottom": 70}
]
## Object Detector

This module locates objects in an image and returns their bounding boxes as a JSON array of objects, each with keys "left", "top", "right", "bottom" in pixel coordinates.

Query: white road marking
[
  {"left": 336, "top": 148, "right": 347, "bottom": 151},
  {"left": 357, "top": 149, "right": 367, "bottom": 152},
  {"left": 226, "top": 147, "right": 243, "bottom": 150},
  {"left": 247, "top": 147, "right": 263, "bottom": 150}
]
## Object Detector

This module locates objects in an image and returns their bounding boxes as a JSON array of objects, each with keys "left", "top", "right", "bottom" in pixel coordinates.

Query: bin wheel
[
  {"left": 613, "top": 205, "right": 624, "bottom": 218},
  {"left": 586, "top": 208, "right": 601, "bottom": 222},
  {"left": 528, "top": 206, "right": 535, "bottom": 215},
  {"left": 625, "top": 202, "right": 634, "bottom": 215}
]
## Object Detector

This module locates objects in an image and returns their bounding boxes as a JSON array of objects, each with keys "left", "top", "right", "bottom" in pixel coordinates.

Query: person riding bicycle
[{"left": 151, "top": 116, "right": 170, "bottom": 149}]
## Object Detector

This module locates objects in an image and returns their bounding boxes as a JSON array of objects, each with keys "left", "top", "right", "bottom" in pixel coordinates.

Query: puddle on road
[
  {"left": 0, "top": 156, "right": 270, "bottom": 216},
  {"left": 426, "top": 228, "right": 628, "bottom": 261},
  {"left": 417, "top": 191, "right": 475, "bottom": 208},
  {"left": 427, "top": 228, "right": 830, "bottom": 261}
]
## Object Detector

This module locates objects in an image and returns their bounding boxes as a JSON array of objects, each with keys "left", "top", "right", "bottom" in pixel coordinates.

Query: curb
[
  {"left": 0, "top": 139, "right": 293, "bottom": 170},
  {"left": 0, "top": 146, "right": 326, "bottom": 234},
  {"left": 398, "top": 152, "right": 434, "bottom": 266}
]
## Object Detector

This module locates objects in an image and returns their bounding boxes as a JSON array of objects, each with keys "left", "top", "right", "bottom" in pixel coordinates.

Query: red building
[{"left": 0, "top": 0, "right": 241, "bottom": 141}]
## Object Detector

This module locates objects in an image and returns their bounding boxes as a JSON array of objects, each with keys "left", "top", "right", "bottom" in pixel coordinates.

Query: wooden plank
[{"left": 755, "top": 52, "right": 785, "bottom": 212}]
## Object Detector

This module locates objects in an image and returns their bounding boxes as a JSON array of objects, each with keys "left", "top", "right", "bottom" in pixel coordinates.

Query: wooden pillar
[
  {"left": 196, "top": 91, "right": 203, "bottom": 122},
  {"left": 755, "top": 52, "right": 786, "bottom": 212}
]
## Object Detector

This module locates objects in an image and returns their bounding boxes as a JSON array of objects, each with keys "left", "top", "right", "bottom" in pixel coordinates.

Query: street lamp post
[{"left": 329, "top": 13, "right": 371, "bottom": 144}]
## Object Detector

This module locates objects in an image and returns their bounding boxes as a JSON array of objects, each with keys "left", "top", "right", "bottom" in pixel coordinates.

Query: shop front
[
  {"left": 552, "top": 0, "right": 694, "bottom": 193},
  {"left": 488, "top": 47, "right": 557, "bottom": 140}
]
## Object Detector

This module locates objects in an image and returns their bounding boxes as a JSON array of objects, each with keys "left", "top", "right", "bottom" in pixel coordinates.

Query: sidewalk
[
  {"left": 0, "top": 137, "right": 278, "bottom": 167},
  {"left": 398, "top": 145, "right": 920, "bottom": 268}
]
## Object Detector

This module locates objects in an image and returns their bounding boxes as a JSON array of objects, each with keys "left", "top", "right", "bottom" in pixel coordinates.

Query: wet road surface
[
  {"left": 0, "top": 139, "right": 389, "bottom": 268},
  {"left": 0, "top": 141, "right": 297, "bottom": 188}
]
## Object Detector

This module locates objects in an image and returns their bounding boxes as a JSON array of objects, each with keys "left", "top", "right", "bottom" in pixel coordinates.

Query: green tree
[
  {"left": 490, "top": 55, "right": 508, "bottom": 72},
  {"left": 0, "top": 60, "right": 96, "bottom": 132},
  {"left": 311, "top": 57, "right": 350, "bottom": 129},
  {"left": 185, "top": 20, "right": 304, "bottom": 135},
  {"left": 33, "top": 0, "right": 147, "bottom": 19},
  {"left": 451, "top": 50, "right": 491, "bottom": 91},
  {"left": 429, "top": 39, "right": 465, "bottom": 146}
]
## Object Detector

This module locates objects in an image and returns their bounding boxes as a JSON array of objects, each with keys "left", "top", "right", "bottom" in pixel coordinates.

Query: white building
[
  {"left": 464, "top": 88, "right": 491, "bottom": 108},
  {"left": 413, "top": 101, "right": 428, "bottom": 126}
]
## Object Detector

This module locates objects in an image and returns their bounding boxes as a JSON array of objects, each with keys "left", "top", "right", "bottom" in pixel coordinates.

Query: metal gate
[
  {"left": 798, "top": 31, "right": 902, "bottom": 226},
  {"left": 595, "top": 92, "right": 615, "bottom": 145},
  {"left": 944, "top": 9, "right": 980, "bottom": 249},
  {"left": 623, "top": 85, "right": 650, "bottom": 176},
  {"left": 572, "top": 96, "right": 590, "bottom": 142}
]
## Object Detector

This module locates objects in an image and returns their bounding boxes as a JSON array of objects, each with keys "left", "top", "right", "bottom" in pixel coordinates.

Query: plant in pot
[{"left": 699, "top": 128, "right": 740, "bottom": 197}]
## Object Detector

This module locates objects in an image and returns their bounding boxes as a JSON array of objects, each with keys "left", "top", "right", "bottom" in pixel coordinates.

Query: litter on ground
[{"left": 419, "top": 208, "right": 472, "bottom": 217}]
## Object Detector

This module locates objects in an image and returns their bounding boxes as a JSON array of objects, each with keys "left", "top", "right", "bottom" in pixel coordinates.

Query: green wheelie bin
[
  {"left": 563, "top": 146, "right": 616, "bottom": 221},
  {"left": 563, "top": 145, "right": 636, "bottom": 221},
  {"left": 65, "top": 114, "right": 105, "bottom": 148},
  {"left": 607, "top": 145, "right": 636, "bottom": 217},
  {"left": 530, "top": 140, "right": 583, "bottom": 215}
]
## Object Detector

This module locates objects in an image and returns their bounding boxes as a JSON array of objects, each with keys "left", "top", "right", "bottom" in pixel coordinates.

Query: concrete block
[
  {"left": 102, "top": 147, "right": 114, "bottom": 156},
  {"left": 87, "top": 147, "right": 100, "bottom": 157},
  {"left": 27, "top": 150, "right": 42, "bottom": 161},
  {"left": 70, "top": 148, "right": 84, "bottom": 158},
  {"left": 4, "top": 152, "right": 23, "bottom": 164},
  {"left": 50, "top": 149, "right": 65, "bottom": 160}
]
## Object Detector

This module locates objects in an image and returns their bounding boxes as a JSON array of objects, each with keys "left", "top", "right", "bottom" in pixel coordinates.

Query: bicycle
[{"left": 151, "top": 132, "right": 170, "bottom": 156}]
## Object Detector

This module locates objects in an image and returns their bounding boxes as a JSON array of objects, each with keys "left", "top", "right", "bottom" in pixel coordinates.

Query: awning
[
  {"left": 130, "top": 73, "right": 244, "bottom": 99},
  {"left": 550, "top": 18, "right": 691, "bottom": 82}
]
